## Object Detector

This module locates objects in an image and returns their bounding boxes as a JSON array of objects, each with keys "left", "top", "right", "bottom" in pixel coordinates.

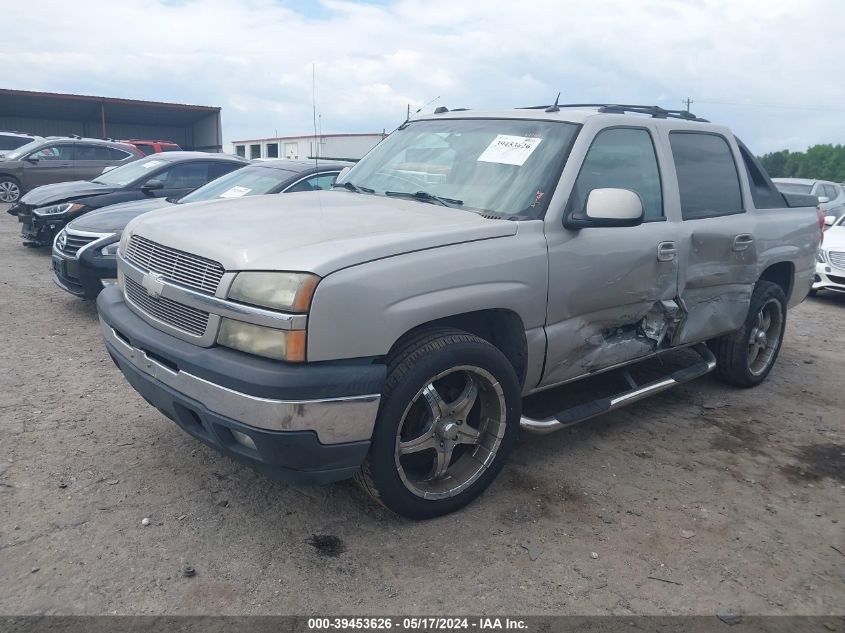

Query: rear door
[
  {"left": 667, "top": 131, "right": 758, "bottom": 343},
  {"left": 75, "top": 144, "right": 130, "bottom": 181},
  {"left": 22, "top": 142, "right": 76, "bottom": 188}
]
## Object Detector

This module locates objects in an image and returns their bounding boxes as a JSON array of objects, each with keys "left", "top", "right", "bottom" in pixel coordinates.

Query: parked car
[
  {"left": 121, "top": 140, "right": 182, "bottom": 155},
  {"left": 10, "top": 152, "right": 247, "bottom": 246},
  {"left": 813, "top": 213, "right": 845, "bottom": 295},
  {"left": 0, "top": 137, "right": 140, "bottom": 205},
  {"left": 772, "top": 178, "right": 845, "bottom": 215},
  {"left": 52, "top": 159, "right": 350, "bottom": 298},
  {"left": 0, "top": 131, "right": 42, "bottom": 160},
  {"left": 96, "top": 104, "right": 821, "bottom": 519}
]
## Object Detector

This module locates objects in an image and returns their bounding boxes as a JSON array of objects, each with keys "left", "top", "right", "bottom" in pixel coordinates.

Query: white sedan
[{"left": 814, "top": 214, "right": 845, "bottom": 294}]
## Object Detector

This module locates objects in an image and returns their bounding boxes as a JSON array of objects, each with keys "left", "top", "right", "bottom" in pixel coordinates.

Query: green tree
[{"left": 759, "top": 144, "right": 845, "bottom": 182}]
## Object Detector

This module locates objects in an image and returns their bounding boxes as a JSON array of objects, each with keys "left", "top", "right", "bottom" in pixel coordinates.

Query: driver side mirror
[
  {"left": 141, "top": 179, "right": 164, "bottom": 193},
  {"left": 565, "top": 188, "right": 644, "bottom": 229},
  {"left": 818, "top": 196, "right": 830, "bottom": 204},
  {"left": 824, "top": 215, "right": 836, "bottom": 227}
]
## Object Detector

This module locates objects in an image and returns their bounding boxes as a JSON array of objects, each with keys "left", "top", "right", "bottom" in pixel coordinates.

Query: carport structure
[{"left": 0, "top": 89, "right": 222, "bottom": 151}]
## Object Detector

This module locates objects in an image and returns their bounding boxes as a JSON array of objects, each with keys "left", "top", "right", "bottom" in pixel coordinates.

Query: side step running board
[{"left": 520, "top": 343, "right": 717, "bottom": 434}]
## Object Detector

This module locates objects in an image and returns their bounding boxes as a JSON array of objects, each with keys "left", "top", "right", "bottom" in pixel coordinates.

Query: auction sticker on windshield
[
  {"left": 219, "top": 186, "right": 251, "bottom": 198},
  {"left": 477, "top": 135, "right": 542, "bottom": 166}
]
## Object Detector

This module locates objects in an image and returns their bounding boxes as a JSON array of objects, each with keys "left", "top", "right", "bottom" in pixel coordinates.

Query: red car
[{"left": 120, "top": 139, "right": 181, "bottom": 155}]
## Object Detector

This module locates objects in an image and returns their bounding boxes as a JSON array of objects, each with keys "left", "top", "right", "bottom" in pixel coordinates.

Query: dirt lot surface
[{"left": 0, "top": 204, "right": 843, "bottom": 616}]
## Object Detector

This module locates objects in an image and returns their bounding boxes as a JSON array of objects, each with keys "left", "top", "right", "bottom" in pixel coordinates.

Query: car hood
[
  {"left": 127, "top": 191, "right": 518, "bottom": 276},
  {"left": 20, "top": 180, "right": 116, "bottom": 207},
  {"left": 69, "top": 198, "right": 174, "bottom": 233},
  {"left": 823, "top": 226, "right": 845, "bottom": 251}
]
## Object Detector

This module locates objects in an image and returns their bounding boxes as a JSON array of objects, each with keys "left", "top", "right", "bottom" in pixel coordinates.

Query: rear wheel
[
  {"left": 0, "top": 176, "right": 21, "bottom": 204},
  {"left": 356, "top": 328, "right": 521, "bottom": 519},
  {"left": 711, "top": 281, "right": 787, "bottom": 388}
]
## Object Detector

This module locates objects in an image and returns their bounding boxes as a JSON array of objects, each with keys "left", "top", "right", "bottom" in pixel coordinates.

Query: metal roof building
[{"left": 0, "top": 89, "right": 223, "bottom": 151}]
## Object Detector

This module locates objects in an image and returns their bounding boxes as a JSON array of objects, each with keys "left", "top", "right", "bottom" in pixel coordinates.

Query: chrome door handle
[
  {"left": 733, "top": 234, "right": 755, "bottom": 251},
  {"left": 657, "top": 241, "right": 676, "bottom": 262}
]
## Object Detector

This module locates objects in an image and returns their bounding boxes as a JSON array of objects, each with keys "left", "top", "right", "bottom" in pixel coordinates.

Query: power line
[{"left": 695, "top": 99, "right": 845, "bottom": 113}]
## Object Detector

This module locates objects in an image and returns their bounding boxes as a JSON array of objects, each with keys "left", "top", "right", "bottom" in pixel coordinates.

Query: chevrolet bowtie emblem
[{"left": 141, "top": 272, "right": 165, "bottom": 299}]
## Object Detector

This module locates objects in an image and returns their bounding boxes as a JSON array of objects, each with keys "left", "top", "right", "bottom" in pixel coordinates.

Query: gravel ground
[{"left": 0, "top": 204, "right": 843, "bottom": 616}]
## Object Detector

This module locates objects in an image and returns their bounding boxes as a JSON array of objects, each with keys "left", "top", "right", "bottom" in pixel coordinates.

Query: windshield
[
  {"left": 775, "top": 182, "right": 813, "bottom": 195},
  {"left": 5, "top": 139, "right": 44, "bottom": 160},
  {"left": 93, "top": 155, "right": 166, "bottom": 186},
  {"left": 337, "top": 118, "right": 579, "bottom": 218},
  {"left": 179, "top": 164, "right": 295, "bottom": 203}
]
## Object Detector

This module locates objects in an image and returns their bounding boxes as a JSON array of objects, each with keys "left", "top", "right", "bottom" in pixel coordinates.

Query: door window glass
[
  {"left": 154, "top": 163, "right": 210, "bottom": 189},
  {"left": 670, "top": 132, "right": 743, "bottom": 219},
  {"left": 29, "top": 145, "right": 75, "bottom": 161},
  {"left": 285, "top": 172, "right": 338, "bottom": 192},
  {"left": 569, "top": 127, "right": 663, "bottom": 220},
  {"left": 76, "top": 144, "right": 114, "bottom": 160}
]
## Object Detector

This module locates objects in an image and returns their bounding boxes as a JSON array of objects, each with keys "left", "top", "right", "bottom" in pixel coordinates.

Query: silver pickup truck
[{"left": 96, "top": 104, "right": 822, "bottom": 519}]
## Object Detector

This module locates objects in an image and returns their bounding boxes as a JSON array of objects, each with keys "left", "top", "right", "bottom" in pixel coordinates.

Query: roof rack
[{"left": 518, "top": 103, "right": 709, "bottom": 122}]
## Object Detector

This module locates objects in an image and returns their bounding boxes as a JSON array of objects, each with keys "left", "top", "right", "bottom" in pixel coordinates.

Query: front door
[
  {"left": 666, "top": 131, "right": 758, "bottom": 343},
  {"left": 541, "top": 125, "right": 679, "bottom": 388},
  {"left": 22, "top": 143, "right": 76, "bottom": 189}
]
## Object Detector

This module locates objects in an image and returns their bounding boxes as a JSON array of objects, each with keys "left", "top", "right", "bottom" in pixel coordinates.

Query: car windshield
[
  {"left": 5, "top": 139, "right": 44, "bottom": 160},
  {"left": 776, "top": 182, "right": 813, "bottom": 194},
  {"left": 92, "top": 155, "right": 167, "bottom": 187},
  {"left": 337, "top": 118, "right": 579, "bottom": 218},
  {"left": 178, "top": 164, "right": 296, "bottom": 203}
]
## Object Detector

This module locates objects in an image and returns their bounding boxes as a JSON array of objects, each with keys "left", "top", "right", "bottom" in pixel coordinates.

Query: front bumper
[
  {"left": 18, "top": 208, "right": 66, "bottom": 245},
  {"left": 52, "top": 244, "right": 117, "bottom": 299},
  {"left": 97, "top": 286, "right": 385, "bottom": 484},
  {"left": 813, "top": 260, "right": 845, "bottom": 293}
]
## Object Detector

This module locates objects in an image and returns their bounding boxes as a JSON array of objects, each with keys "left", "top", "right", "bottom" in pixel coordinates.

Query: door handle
[
  {"left": 657, "top": 241, "right": 676, "bottom": 262},
  {"left": 733, "top": 234, "right": 755, "bottom": 251}
]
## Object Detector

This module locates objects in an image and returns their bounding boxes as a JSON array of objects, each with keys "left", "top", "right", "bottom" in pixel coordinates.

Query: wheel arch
[
  {"left": 386, "top": 309, "right": 529, "bottom": 388},
  {"left": 758, "top": 261, "right": 794, "bottom": 302}
]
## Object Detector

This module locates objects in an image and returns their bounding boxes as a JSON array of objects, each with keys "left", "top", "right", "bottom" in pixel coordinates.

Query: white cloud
[{"left": 1, "top": 0, "right": 844, "bottom": 152}]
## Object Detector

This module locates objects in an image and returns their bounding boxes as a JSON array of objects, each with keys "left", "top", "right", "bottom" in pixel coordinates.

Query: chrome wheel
[
  {"left": 0, "top": 179, "right": 20, "bottom": 203},
  {"left": 747, "top": 298, "right": 783, "bottom": 376},
  {"left": 394, "top": 365, "right": 507, "bottom": 500}
]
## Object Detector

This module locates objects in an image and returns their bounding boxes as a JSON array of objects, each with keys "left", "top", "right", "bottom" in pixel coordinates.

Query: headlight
[
  {"left": 227, "top": 272, "right": 320, "bottom": 313},
  {"left": 817, "top": 248, "right": 826, "bottom": 264},
  {"left": 100, "top": 240, "right": 119, "bottom": 256},
  {"left": 217, "top": 318, "right": 306, "bottom": 361},
  {"left": 33, "top": 202, "right": 85, "bottom": 217}
]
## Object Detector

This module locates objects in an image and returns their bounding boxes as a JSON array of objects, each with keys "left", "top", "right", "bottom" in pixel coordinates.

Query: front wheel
[
  {"left": 0, "top": 176, "right": 21, "bottom": 204},
  {"left": 356, "top": 328, "right": 521, "bottom": 519},
  {"left": 711, "top": 280, "right": 787, "bottom": 388}
]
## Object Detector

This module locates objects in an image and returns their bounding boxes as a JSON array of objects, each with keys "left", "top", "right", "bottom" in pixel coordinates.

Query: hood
[
  {"left": 128, "top": 191, "right": 518, "bottom": 276},
  {"left": 69, "top": 198, "right": 175, "bottom": 233},
  {"left": 20, "top": 180, "right": 115, "bottom": 207},
  {"left": 823, "top": 226, "right": 845, "bottom": 252}
]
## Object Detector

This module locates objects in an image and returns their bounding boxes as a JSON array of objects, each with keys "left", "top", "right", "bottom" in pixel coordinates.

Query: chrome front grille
[
  {"left": 124, "top": 276, "right": 209, "bottom": 336},
  {"left": 125, "top": 235, "right": 224, "bottom": 295},
  {"left": 829, "top": 250, "right": 845, "bottom": 269},
  {"left": 61, "top": 232, "right": 99, "bottom": 257}
]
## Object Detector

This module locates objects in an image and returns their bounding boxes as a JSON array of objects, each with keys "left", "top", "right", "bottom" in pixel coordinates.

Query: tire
[
  {"left": 711, "top": 280, "right": 787, "bottom": 388},
  {"left": 0, "top": 176, "right": 21, "bottom": 204},
  {"left": 355, "top": 327, "right": 521, "bottom": 519}
]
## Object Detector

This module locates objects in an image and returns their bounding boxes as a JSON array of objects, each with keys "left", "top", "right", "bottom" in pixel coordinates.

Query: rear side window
[
  {"left": 77, "top": 144, "right": 114, "bottom": 160},
  {"left": 736, "top": 140, "right": 784, "bottom": 209},
  {"left": 108, "top": 147, "right": 134, "bottom": 160},
  {"left": 823, "top": 184, "right": 838, "bottom": 200},
  {"left": 157, "top": 162, "right": 210, "bottom": 189},
  {"left": 569, "top": 127, "right": 663, "bottom": 221},
  {"left": 208, "top": 162, "right": 242, "bottom": 180},
  {"left": 669, "top": 132, "right": 743, "bottom": 219},
  {"left": 0, "top": 135, "right": 31, "bottom": 150}
]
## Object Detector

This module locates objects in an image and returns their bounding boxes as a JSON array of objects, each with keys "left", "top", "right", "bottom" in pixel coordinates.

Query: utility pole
[{"left": 682, "top": 97, "right": 693, "bottom": 112}]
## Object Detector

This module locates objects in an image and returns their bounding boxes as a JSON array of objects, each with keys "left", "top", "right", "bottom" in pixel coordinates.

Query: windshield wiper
[
  {"left": 384, "top": 190, "right": 463, "bottom": 208},
  {"left": 332, "top": 181, "right": 374, "bottom": 194}
]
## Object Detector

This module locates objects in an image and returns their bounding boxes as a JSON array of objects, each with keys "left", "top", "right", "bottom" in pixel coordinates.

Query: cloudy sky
[{"left": 3, "top": 0, "right": 844, "bottom": 154}]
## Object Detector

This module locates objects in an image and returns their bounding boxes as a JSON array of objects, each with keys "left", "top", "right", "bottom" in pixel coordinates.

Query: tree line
[{"left": 758, "top": 144, "right": 845, "bottom": 183}]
